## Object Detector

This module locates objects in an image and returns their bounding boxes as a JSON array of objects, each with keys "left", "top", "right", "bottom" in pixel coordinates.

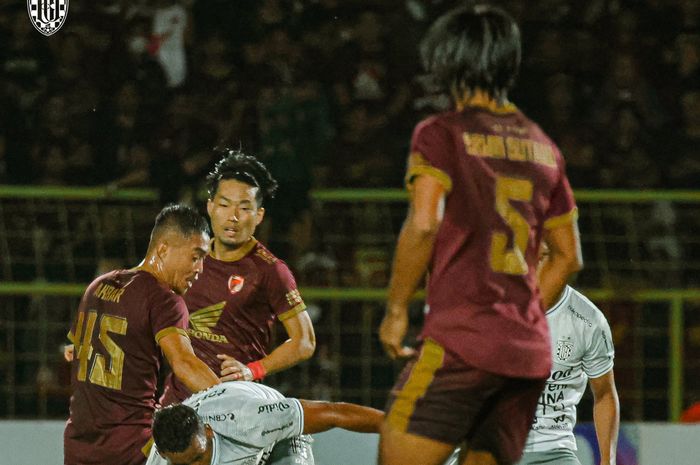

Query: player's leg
[
  {"left": 380, "top": 339, "right": 504, "bottom": 465},
  {"left": 467, "top": 377, "right": 546, "bottom": 465},
  {"left": 265, "top": 435, "right": 315, "bottom": 465},
  {"left": 379, "top": 423, "right": 455, "bottom": 465}
]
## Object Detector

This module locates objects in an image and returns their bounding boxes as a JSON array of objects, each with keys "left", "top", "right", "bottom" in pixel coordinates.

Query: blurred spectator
[
  {"left": 597, "top": 104, "right": 662, "bottom": 188},
  {"left": 679, "top": 0, "right": 700, "bottom": 30},
  {"left": 152, "top": 0, "right": 190, "bottom": 88},
  {"left": 152, "top": 93, "right": 217, "bottom": 202},
  {"left": 594, "top": 50, "right": 668, "bottom": 131},
  {"left": 667, "top": 90, "right": 700, "bottom": 188},
  {"left": 2, "top": 7, "right": 49, "bottom": 184}
]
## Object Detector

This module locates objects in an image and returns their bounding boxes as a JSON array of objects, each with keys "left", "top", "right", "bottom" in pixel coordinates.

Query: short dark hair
[
  {"left": 206, "top": 148, "right": 278, "bottom": 206},
  {"left": 420, "top": 4, "right": 521, "bottom": 100},
  {"left": 152, "top": 404, "right": 204, "bottom": 454},
  {"left": 149, "top": 203, "right": 210, "bottom": 246}
]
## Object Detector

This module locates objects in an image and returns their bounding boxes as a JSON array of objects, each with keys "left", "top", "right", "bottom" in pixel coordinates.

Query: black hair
[
  {"left": 420, "top": 4, "right": 521, "bottom": 101},
  {"left": 149, "top": 203, "right": 210, "bottom": 246},
  {"left": 152, "top": 404, "right": 204, "bottom": 454},
  {"left": 205, "top": 148, "right": 278, "bottom": 207}
]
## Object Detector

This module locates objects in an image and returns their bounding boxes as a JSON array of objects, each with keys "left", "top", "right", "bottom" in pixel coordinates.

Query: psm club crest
[
  {"left": 27, "top": 0, "right": 69, "bottom": 36},
  {"left": 228, "top": 275, "right": 245, "bottom": 294}
]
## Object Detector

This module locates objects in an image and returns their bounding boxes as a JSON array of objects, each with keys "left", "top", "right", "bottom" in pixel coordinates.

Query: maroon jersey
[
  {"left": 406, "top": 102, "right": 577, "bottom": 379},
  {"left": 64, "top": 270, "right": 189, "bottom": 465},
  {"left": 161, "top": 240, "right": 306, "bottom": 404}
]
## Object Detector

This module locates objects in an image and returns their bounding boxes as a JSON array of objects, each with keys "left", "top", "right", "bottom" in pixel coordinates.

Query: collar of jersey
[
  {"left": 546, "top": 285, "right": 571, "bottom": 315},
  {"left": 455, "top": 93, "right": 517, "bottom": 114},
  {"left": 209, "top": 237, "right": 258, "bottom": 262}
]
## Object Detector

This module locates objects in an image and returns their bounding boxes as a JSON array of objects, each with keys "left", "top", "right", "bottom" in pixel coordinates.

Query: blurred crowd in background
[
  {"left": 1, "top": 0, "right": 699, "bottom": 197},
  {"left": 1, "top": 0, "right": 700, "bottom": 419}
]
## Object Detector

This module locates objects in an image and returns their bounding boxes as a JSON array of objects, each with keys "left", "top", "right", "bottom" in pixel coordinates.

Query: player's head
[
  {"left": 153, "top": 404, "right": 214, "bottom": 465},
  {"left": 420, "top": 4, "right": 521, "bottom": 103},
  {"left": 146, "top": 204, "right": 210, "bottom": 295},
  {"left": 205, "top": 148, "right": 278, "bottom": 249}
]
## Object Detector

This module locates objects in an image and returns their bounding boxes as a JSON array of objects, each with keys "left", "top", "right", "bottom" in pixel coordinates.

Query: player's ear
[
  {"left": 205, "top": 423, "right": 214, "bottom": 439},
  {"left": 156, "top": 240, "right": 169, "bottom": 261},
  {"left": 255, "top": 207, "right": 265, "bottom": 225},
  {"left": 206, "top": 198, "right": 214, "bottom": 218}
]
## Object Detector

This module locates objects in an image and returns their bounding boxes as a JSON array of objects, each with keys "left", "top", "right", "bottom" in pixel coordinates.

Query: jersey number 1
[
  {"left": 74, "top": 310, "right": 128, "bottom": 390},
  {"left": 491, "top": 176, "right": 533, "bottom": 275}
]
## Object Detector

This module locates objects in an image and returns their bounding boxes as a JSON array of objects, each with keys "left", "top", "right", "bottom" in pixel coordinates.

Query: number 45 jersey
[
  {"left": 406, "top": 102, "right": 577, "bottom": 379},
  {"left": 65, "top": 269, "right": 189, "bottom": 465}
]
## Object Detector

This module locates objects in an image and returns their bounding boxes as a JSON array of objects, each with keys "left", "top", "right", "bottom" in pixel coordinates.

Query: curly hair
[
  {"left": 152, "top": 404, "right": 204, "bottom": 454},
  {"left": 205, "top": 148, "right": 278, "bottom": 207}
]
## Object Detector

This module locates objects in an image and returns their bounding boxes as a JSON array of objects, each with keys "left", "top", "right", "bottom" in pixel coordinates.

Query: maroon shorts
[{"left": 384, "top": 339, "right": 546, "bottom": 465}]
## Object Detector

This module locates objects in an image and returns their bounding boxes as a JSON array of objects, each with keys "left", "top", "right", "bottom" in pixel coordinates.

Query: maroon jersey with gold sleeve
[
  {"left": 161, "top": 239, "right": 306, "bottom": 404},
  {"left": 406, "top": 102, "right": 577, "bottom": 379},
  {"left": 64, "top": 269, "right": 189, "bottom": 465}
]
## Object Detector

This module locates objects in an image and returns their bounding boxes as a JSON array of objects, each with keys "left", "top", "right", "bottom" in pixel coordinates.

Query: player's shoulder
[
  {"left": 413, "top": 111, "right": 458, "bottom": 137},
  {"left": 86, "top": 268, "right": 159, "bottom": 297},
  {"left": 251, "top": 242, "right": 297, "bottom": 280},
  {"left": 562, "top": 286, "right": 609, "bottom": 328},
  {"left": 250, "top": 241, "right": 281, "bottom": 266}
]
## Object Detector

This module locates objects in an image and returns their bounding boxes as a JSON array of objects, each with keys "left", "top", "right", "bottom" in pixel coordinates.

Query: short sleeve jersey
[
  {"left": 523, "top": 286, "right": 615, "bottom": 452},
  {"left": 162, "top": 240, "right": 306, "bottom": 404},
  {"left": 146, "top": 382, "right": 304, "bottom": 465},
  {"left": 407, "top": 103, "right": 577, "bottom": 378},
  {"left": 64, "top": 270, "right": 189, "bottom": 464}
]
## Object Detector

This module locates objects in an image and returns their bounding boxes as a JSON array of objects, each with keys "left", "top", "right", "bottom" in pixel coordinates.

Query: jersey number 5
[
  {"left": 491, "top": 175, "right": 533, "bottom": 275},
  {"left": 74, "top": 310, "right": 128, "bottom": 390}
]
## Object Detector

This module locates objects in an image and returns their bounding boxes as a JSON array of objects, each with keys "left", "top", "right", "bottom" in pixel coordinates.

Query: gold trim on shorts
[{"left": 386, "top": 338, "right": 445, "bottom": 432}]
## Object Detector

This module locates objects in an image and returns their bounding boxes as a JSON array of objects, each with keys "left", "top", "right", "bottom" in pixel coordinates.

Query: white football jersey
[
  {"left": 523, "top": 286, "right": 614, "bottom": 452},
  {"left": 146, "top": 382, "right": 304, "bottom": 465}
]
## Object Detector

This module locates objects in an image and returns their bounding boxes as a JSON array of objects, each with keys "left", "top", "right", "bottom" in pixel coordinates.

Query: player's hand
[
  {"left": 217, "top": 354, "right": 253, "bottom": 381},
  {"left": 64, "top": 344, "right": 75, "bottom": 362},
  {"left": 379, "top": 309, "right": 416, "bottom": 360}
]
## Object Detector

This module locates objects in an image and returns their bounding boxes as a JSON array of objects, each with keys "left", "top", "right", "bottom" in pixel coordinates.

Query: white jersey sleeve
[
  {"left": 580, "top": 295, "right": 615, "bottom": 378},
  {"left": 523, "top": 286, "right": 615, "bottom": 453}
]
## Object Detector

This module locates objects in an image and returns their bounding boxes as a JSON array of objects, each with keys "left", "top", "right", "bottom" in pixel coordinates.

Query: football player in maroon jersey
[
  {"left": 160, "top": 150, "right": 315, "bottom": 405},
  {"left": 379, "top": 5, "right": 583, "bottom": 465},
  {"left": 64, "top": 205, "right": 220, "bottom": 465}
]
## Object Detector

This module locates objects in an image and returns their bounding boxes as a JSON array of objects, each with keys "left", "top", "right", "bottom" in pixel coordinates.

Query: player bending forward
[{"left": 147, "top": 381, "right": 383, "bottom": 465}]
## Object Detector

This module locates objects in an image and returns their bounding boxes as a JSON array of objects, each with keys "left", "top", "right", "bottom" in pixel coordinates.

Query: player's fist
[
  {"left": 217, "top": 354, "right": 253, "bottom": 381},
  {"left": 379, "top": 308, "right": 416, "bottom": 360}
]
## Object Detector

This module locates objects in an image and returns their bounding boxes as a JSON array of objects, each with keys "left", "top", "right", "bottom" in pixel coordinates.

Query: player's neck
[
  {"left": 136, "top": 255, "right": 168, "bottom": 288},
  {"left": 210, "top": 236, "right": 257, "bottom": 262}
]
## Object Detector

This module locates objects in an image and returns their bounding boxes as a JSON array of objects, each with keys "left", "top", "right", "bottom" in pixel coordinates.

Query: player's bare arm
[
  {"left": 218, "top": 310, "right": 315, "bottom": 381},
  {"left": 160, "top": 332, "right": 221, "bottom": 392},
  {"left": 590, "top": 370, "right": 620, "bottom": 465},
  {"left": 299, "top": 400, "right": 384, "bottom": 434},
  {"left": 381, "top": 174, "right": 445, "bottom": 359},
  {"left": 538, "top": 220, "right": 583, "bottom": 309}
]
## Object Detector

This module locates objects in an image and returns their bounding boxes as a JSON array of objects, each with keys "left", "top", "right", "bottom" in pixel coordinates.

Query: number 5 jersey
[{"left": 406, "top": 101, "right": 578, "bottom": 379}]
